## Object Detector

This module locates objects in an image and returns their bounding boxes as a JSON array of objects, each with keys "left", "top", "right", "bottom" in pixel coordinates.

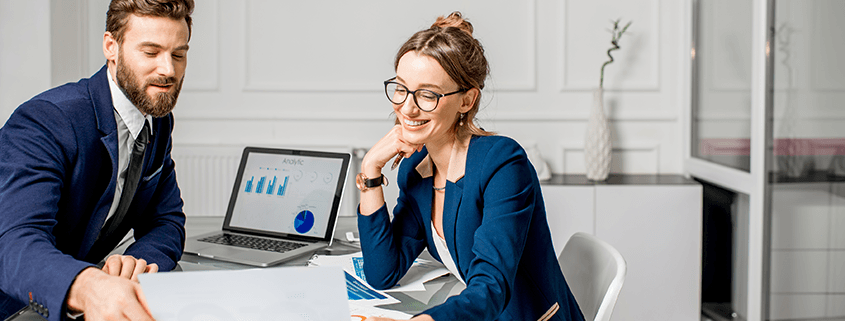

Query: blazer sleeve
[
  {"left": 357, "top": 187, "right": 428, "bottom": 290},
  {"left": 123, "top": 115, "right": 186, "bottom": 271},
  {"left": 0, "top": 101, "right": 96, "bottom": 321},
  {"left": 423, "top": 138, "right": 537, "bottom": 320}
]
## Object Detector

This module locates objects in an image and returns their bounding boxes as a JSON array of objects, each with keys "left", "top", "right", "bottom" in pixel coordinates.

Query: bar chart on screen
[{"left": 243, "top": 169, "right": 290, "bottom": 197}]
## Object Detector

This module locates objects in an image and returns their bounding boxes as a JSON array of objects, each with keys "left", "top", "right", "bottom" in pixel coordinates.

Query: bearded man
[{"left": 0, "top": 1, "right": 194, "bottom": 320}]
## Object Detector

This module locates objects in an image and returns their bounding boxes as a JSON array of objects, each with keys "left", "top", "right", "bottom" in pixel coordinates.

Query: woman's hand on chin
[{"left": 362, "top": 124, "right": 423, "bottom": 176}]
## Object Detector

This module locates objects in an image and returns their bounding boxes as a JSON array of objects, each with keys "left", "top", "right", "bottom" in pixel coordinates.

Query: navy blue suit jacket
[
  {"left": 0, "top": 66, "right": 186, "bottom": 320},
  {"left": 358, "top": 136, "right": 584, "bottom": 320}
]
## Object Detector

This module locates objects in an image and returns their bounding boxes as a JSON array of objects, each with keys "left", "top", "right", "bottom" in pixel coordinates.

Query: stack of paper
[
  {"left": 308, "top": 251, "right": 450, "bottom": 293},
  {"left": 308, "top": 251, "right": 451, "bottom": 319},
  {"left": 139, "top": 266, "right": 348, "bottom": 321}
]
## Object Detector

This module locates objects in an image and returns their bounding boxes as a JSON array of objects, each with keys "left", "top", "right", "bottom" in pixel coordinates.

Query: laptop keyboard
[{"left": 198, "top": 233, "right": 308, "bottom": 253}]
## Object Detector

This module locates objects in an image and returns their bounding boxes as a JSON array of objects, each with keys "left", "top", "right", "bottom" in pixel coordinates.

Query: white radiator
[{"left": 171, "top": 145, "right": 243, "bottom": 217}]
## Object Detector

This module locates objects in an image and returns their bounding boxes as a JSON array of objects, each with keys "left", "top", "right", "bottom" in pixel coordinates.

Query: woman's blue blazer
[{"left": 358, "top": 135, "right": 585, "bottom": 320}]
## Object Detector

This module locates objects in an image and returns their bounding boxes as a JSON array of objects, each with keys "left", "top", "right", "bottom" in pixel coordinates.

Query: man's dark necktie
[{"left": 86, "top": 121, "right": 150, "bottom": 263}]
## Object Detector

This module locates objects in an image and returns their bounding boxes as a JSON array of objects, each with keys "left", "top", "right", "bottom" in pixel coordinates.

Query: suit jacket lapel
[
  {"left": 414, "top": 136, "right": 472, "bottom": 275},
  {"left": 443, "top": 134, "right": 470, "bottom": 274},
  {"left": 84, "top": 65, "right": 120, "bottom": 256},
  {"left": 417, "top": 175, "right": 438, "bottom": 260},
  {"left": 442, "top": 179, "right": 463, "bottom": 276}
]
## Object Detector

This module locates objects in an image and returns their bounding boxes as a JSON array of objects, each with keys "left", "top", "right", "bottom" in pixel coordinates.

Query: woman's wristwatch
[{"left": 356, "top": 172, "right": 388, "bottom": 191}]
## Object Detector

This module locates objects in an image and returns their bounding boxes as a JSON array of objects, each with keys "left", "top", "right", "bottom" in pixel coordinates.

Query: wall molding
[
  {"left": 697, "top": 112, "right": 845, "bottom": 121},
  {"left": 172, "top": 109, "right": 679, "bottom": 122},
  {"left": 242, "top": 0, "right": 538, "bottom": 93},
  {"left": 182, "top": 0, "right": 220, "bottom": 92},
  {"left": 559, "top": 141, "right": 662, "bottom": 174},
  {"left": 559, "top": 0, "right": 662, "bottom": 92}
]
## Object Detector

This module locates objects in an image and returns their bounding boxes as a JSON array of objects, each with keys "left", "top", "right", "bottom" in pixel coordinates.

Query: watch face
[{"left": 355, "top": 173, "right": 367, "bottom": 191}]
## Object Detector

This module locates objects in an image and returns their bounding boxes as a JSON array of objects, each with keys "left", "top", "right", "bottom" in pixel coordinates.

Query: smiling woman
[
  {"left": 390, "top": 12, "right": 492, "bottom": 144},
  {"left": 356, "top": 11, "right": 587, "bottom": 321}
]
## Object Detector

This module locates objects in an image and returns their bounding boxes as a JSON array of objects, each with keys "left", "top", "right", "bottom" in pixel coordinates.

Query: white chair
[{"left": 558, "top": 232, "right": 627, "bottom": 321}]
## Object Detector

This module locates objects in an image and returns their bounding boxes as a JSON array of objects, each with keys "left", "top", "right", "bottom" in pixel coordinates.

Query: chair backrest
[{"left": 558, "top": 232, "right": 627, "bottom": 321}]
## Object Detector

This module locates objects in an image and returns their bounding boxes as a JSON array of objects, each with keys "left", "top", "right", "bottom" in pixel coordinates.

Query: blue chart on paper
[
  {"left": 345, "top": 272, "right": 387, "bottom": 301},
  {"left": 293, "top": 210, "right": 315, "bottom": 234},
  {"left": 352, "top": 257, "right": 367, "bottom": 282}
]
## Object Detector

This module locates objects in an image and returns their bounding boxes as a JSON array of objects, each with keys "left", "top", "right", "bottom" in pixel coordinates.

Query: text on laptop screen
[{"left": 228, "top": 152, "right": 344, "bottom": 237}]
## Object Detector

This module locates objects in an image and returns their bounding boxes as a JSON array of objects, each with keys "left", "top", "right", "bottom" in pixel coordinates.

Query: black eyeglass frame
[{"left": 383, "top": 77, "right": 468, "bottom": 112}]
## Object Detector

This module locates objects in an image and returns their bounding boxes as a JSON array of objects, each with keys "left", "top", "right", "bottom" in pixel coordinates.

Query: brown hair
[
  {"left": 395, "top": 11, "right": 493, "bottom": 138},
  {"left": 106, "top": 0, "right": 195, "bottom": 45}
]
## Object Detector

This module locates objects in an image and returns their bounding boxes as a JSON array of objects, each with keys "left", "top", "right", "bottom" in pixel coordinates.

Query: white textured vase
[{"left": 584, "top": 88, "right": 612, "bottom": 181}]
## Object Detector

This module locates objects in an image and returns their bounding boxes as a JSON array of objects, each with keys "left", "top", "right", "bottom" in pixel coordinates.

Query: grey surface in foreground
[{"left": 177, "top": 216, "right": 464, "bottom": 315}]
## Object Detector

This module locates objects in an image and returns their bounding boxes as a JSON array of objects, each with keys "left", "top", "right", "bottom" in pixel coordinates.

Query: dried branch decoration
[{"left": 600, "top": 19, "right": 632, "bottom": 88}]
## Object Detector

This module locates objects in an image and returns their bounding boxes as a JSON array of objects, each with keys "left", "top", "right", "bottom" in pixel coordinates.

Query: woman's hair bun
[{"left": 431, "top": 11, "right": 474, "bottom": 37}]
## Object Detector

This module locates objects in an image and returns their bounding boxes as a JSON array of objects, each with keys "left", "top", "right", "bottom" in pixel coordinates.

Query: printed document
[{"left": 139, "top": 266, "right": 348, "bottom": 321}]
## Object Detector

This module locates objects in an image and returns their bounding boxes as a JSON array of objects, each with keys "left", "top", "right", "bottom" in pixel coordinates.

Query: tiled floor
[
  {"left": 702, "top": 312, "right": 845, "bottom": 321},
  {"left": 703, "top": 315, "right": 845, "bottom": 321},
  {"left": 702, "top": 303, "right": 744, "bottom": 321}
]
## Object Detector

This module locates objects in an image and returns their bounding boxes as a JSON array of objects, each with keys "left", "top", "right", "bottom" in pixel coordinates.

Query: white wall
[
  {"left": 0, "top": 0, "right": 51, "bottom": 123},
  {"left": 1, "top": 0, "right": 690, "bottom": 216},
  {"left": 2, "top": 0, "right": 689, "bottom": 174}
]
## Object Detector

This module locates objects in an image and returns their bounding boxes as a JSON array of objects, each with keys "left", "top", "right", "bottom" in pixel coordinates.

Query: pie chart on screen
[{"left": 294, "top": 210, "right": 315, "bottom": 234}]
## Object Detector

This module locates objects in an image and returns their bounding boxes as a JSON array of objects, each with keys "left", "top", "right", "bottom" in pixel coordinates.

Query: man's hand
[
  {"left": 102, "top": 254, "right": 159, "bottom": 282},
  {"left": 66, "top": 267, "right": 155, "bottom": 321}
]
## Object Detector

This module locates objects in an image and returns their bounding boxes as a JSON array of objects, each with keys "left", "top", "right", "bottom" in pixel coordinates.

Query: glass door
[
  {"left": 690, "top": 1, "right": 756, "bottom": 320},
  {"left": 690, "top": 1, "right": 845, "bottom": 320},
  {"left": 688, "top": 0, "right": 772, "bottom": 320},
  {"left": 767, "top": 1, "right": 845, "bottom": 320}
]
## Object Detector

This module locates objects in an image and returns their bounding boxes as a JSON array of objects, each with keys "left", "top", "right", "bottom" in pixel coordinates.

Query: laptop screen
[{"left": 222, "top": 147, "right": 350, "bottom": 242}]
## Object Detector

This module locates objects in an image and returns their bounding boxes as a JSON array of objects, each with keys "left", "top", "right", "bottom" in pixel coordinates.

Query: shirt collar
[
  {"left": 107, "top": 67, "right": 152, "bottom": 138},
  {"left": 416, "top": 134, "right": 471, "bottom": 183}
]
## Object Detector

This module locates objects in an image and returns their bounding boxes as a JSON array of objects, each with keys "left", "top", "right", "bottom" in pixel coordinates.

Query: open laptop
[{"left": 183, "top": 147, "right": 351, "bottom": 267}]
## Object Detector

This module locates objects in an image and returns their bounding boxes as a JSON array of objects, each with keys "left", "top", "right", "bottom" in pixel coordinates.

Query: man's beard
[{"left": 115, "top": 52, "right": 183, "bottom": 118}]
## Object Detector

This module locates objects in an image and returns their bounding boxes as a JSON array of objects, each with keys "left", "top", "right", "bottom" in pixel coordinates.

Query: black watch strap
[
  {"left": 363, "top": 174, "right": 383, "bottom": 188},
  {"left": 356, "top": 173, "right": 388, "bottom": 191}
]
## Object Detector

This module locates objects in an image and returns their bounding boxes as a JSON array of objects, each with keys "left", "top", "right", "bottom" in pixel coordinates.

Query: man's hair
[{"left": 106, "top": 0, "right": 195, "bottom": 44}]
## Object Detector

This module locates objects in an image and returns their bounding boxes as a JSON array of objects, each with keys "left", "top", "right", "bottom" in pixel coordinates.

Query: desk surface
[
  {"left": 177, "top": 215, "right": 463, "bottom": 316},
  {"left": 7, "top": 216, "right": 461, "bottom": 320},
  {"left": 177, "top": 215, "right": 362, "bottom": 270}
]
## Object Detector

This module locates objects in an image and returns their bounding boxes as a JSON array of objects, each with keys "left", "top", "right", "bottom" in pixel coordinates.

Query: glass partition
[
  {"left": 694, "top": 1, "right": 755, "bottom": 319},
  {"left": 692, "top": 0, "right": 753, "bottom": 172},
  {"left": 767, "top": 1, "right": 845, "bottom": 320}
]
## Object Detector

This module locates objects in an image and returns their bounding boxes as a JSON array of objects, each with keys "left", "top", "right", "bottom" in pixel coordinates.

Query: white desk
[
  {"left": 176, "top": 215, "right": 360, "bottom": 270},
  {"left": 176, "top": 216, "right": 464, "bottom": 316},
  {"left": 5, "top": 216, "right": 462, "bottom": 321}
]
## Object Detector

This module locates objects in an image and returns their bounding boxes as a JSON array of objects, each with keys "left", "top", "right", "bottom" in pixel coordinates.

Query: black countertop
[{"left": 541, "top": 174, "right": 699, "bottom": 186}]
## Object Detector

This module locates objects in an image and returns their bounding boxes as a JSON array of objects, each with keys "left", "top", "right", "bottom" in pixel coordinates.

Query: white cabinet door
[
  {"left": 595, "top": 184, "right": 702, "bottom": 321},
  {"left": 540, "top": 184, "right": 595, "bottom": 257}
]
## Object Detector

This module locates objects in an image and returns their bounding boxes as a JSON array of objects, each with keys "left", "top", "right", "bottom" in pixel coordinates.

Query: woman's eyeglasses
[{"left": 384, "top": 78, "right": 467, "bottom": 112}]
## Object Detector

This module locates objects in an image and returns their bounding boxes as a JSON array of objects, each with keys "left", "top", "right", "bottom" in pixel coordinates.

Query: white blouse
[{"left": 432, "top": 222, "right": 466, "bottom": 284}]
